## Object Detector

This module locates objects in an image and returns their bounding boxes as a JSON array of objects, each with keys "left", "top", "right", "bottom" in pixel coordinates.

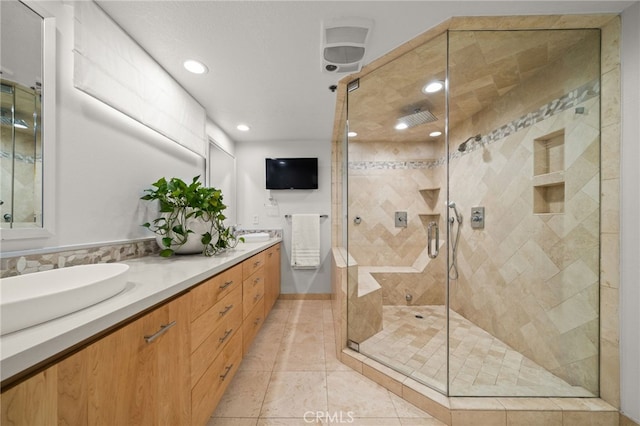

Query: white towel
[{"left": 291, "top": 214, "right": 320, "bottom": 269}]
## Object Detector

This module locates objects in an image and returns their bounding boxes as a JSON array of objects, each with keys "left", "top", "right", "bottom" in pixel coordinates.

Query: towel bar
[{"left": 284, "top": 214, "right": 328, "bottom": 218}]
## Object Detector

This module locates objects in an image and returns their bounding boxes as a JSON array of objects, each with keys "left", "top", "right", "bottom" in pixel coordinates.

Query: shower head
[
  {"left": 457, "top": 134, "right": 482, "bottom": 152},
  {"left": 396, "top": 109, "right": 437, "bottom": 129},
  {"left": 448, "top": 202, "right": 463, "bottom": 224}
]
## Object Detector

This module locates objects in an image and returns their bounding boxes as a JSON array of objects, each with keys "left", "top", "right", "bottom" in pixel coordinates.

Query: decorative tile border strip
[
  {"left": 0, "top": 150, "right": 41, "bottom": 164},
  {"left": 0, "top": 229, "right": 284, "bottom": 278},
  {"left": 0, "top": 238, "right": 160, "bottom": 278},
  {"left": 349, "top": 79, "right": 600, "bottom": 170}
]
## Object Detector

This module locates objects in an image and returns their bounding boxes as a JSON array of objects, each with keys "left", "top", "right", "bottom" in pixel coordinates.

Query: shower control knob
[{"left": 470, "top": 206, "right": 485, "bottom": 229}]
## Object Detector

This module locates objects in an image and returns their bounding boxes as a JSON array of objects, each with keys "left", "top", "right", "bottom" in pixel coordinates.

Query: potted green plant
[{"left": 141, "top": 176, "right": 240, "bottom": 257}]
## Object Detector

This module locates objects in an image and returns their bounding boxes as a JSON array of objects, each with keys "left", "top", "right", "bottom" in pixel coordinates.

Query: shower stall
[
  {"left": 0, "top": 81, "right": 42, "bottom": 228},
  {"left": 344, "top": 29, "right": 601, "bottom": 397}
]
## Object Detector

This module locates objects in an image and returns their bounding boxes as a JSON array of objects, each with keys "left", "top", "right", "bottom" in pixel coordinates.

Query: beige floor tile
[
  {"left": 360, "top": 305, "right": 593, "bottom": 397},
  {"left": 399, "top": 419, "right": 447, "bottom": 426},
  {"left": 213, "top": 370, "right": 272, "bottom": 418},
  {"left": 273, "top": 340, "right": 326, "bottom": 371},
  {"left": 346, "top": 418, "right": 402, "bottom": 425},
  {"left": 207, "top": 418, "right": 258, "bottom": 426},
  {"left": 260, "top": 371, "right": 328, "bottom": 418},
  {"left": 257, "top": 418, "right": 326, "bottom": 425},
  {"left": 326, "top": 371, "right": 398, "bottom": 418}
]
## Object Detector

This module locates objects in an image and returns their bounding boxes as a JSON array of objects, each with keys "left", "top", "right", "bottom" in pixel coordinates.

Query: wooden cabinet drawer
[
  {"left": 242, "top": 298, "right": 265, "bottom": 355},
  {"left": 191, "top": 286, "right": 242, "bottom": 353},
  {"left": 242, "top": 252, "right": 265, "bottom": 279},
  {"left": 191, "top": 332, "right": 242, "bottom": 426},
  {"left": 191, "top": 264, "right": 242, "bottom": 320},
  {"left": 191, "top": 298, "right": 242, "bottom": 387},
  {"left": 242, "top": 270, "right": 264, "bottom": 319}
]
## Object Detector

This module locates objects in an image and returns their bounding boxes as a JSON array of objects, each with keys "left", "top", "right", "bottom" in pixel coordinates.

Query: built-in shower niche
[{"left": 533, "top": 129, "right": 565, "bottom": 214}]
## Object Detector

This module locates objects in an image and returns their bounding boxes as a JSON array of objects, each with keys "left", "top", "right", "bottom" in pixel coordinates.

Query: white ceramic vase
[{"left": 155, "top": 210, "right": 219, "bottom": 254}]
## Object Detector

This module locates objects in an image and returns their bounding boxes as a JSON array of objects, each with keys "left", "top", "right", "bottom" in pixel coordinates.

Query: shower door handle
[{"left": 427, "top": 221, "right": 439, "bottom": 259}]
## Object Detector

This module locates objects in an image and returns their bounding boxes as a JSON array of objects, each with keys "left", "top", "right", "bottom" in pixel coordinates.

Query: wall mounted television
[{"left": 265, "top": 157, "right": 318, "bottom": 190}]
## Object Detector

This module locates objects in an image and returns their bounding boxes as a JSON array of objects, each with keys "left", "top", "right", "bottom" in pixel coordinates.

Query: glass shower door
[
  {"left": 446, "top": 29, "right": 601, "bottom": 397},
  {"left": 345, "top": 32, "right": 450, "bottom": 394}
]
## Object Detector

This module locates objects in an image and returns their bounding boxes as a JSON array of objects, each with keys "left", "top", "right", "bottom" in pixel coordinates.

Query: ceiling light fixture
[
  {"left": 423, "top": 80, "right": 444, "bottom": 94},
  {"left": 348, "top": 131, "right": 357, "bottom": 137},
  {"left": 429, "top": 131, "right": 442, "bottom": 137},
  {"left": 183, "top": 59, "right": 209, "bottom": 74},
  {"left": 395, "top": 122, "right": 408, "bottom": 130},
  {"left": 237, "top": 124, "right": 250, "bottom": 131}
]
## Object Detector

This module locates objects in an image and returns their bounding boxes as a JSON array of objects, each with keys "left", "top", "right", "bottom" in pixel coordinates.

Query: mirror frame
[{"left": 0, "top": 1, "right": 56, "bottom": 241}]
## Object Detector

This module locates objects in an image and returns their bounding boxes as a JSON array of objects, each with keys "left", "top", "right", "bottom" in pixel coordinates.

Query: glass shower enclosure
[{"left": 345, "top": 28, "right": 601, "bottom": 397}]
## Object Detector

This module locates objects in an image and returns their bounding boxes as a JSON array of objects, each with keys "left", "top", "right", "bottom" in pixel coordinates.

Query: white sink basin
[
  {"left": 242, "top": 232, "right": 270, "bottom": 242},
  {"left": 1, "top": 263, "right": 129, "bottom": 335}
]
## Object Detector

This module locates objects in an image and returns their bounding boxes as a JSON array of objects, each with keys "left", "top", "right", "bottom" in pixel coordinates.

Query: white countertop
[{"left": 0, "top": 238, "right": 281, "bottom": 383}]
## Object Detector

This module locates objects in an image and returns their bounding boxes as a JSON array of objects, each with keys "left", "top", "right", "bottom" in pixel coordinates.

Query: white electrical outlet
[{"left": 253, "top": 215, "right": 259, "bottom": 225}]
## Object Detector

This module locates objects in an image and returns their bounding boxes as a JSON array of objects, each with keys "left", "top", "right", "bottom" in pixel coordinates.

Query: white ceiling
[{"left": 96, "top": 1, "right": 633, "bottom": 144}]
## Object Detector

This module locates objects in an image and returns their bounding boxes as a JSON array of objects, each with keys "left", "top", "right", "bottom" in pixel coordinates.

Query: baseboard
[{"left": 278, "top": 293, "right": 332, "bottom": 300}]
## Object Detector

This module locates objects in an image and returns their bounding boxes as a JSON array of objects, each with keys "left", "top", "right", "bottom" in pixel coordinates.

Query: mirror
[{"left": 0, "top": 0, "right": 55, "bottom": 240}]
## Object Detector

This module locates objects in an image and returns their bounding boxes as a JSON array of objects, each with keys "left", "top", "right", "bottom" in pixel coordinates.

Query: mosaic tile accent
[
  {"left": 0, "top": 230, "right": 283, "bottom": 278},
  {"left": 348, "top": 80, "right": 600, "bottom": 170},
  {"left": 0, "top": 151, "right": 41, "bottom": 164},
  {"left": 0, "top": 238, "right": 160, "bottom": 278}
]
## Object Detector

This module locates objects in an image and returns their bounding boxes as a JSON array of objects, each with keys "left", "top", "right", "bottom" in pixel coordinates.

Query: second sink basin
[
  {"left": 1, "top": 263, "right": 130, "bottom": 335},
  {"left": 242, "top": 232, "right": 271, "bottom": 242}
]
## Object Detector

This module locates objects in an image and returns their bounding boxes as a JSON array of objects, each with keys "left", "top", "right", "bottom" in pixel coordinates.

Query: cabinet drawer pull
[
  {"left": 268, "top": 252, "right": 273, "bottom": 258},
  {"left": 219, "top": 304, "right": 234, "bottom": 316},
  {"left": 253, "top": 277, "right": 261, "bottom": 286},
  {"left": 253, "top": 293, "right": 261, "bottom": 302},
  {"left": 220, "top": 364, "right": 234, "bottom": 381},
  {"left": 253, "top": 317, "right": 262, "bottom": 326},
  {"left": 218, "top": 328, "right": 233, "bottom": 343},
  {"left": 219, "top": 280, "right": 234, "bottom": 290},
  {"left": 144, "top": 321, "right": 177, "bottom": 343},
  {"left": 253, "top": 261, "right": 261, "bottom": 267}
]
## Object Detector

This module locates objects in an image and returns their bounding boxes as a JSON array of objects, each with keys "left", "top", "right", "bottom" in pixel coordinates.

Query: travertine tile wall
[
  {"left": 446, "top": 30, "right": 602, "bottom": 393},
  {"left": 449, "top": 94, "right": 600, "bottom": 393}
]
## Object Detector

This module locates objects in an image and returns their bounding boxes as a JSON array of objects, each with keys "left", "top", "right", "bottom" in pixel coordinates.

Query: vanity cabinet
[
  {"left": 264, "top": 243, "right": 281, "bottom": 314},
  {"left": 1, "top": 242, "right": 282, "bottom": 426},
  {"left": 0, "top": 369, "right": 57, "bottom": 426},
  {"left": 189, "top": 265, "right": 243, "bottom": 426},
  {"left": 1, "top": 294, "right": 191, "bottom": 426},
  {"left": 61, "top": 294, "right": 191, "bottom": 426}
]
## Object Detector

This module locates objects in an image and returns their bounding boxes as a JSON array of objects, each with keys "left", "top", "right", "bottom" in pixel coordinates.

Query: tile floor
[
  {"left": 359, "top": 306, "right": 593, "bottom": 397},
  {"left": 210, "top": 299, "right": 445, "bottom": 425}
]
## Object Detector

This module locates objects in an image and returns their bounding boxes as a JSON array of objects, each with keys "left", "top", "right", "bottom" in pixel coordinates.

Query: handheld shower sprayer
[
  {"left": 448, "top": 201, "right": 463, "bottom": 224},
  {"left": 448, "top": 201, "right": 463, "bottom": 280}
]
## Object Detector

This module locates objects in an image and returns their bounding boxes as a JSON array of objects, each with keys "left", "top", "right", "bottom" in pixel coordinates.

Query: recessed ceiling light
[
  {"left": 183, "top": 59, "right": 209, "bottom": 74},
  {"left": 423, "top": 80, "right": 444, "bottom": 94},
  {"left": 237, "top": 124, "right": 250, "bottom": 131},
  {"left": 429, "top": 131, "right": 442, "bottom": 137},
  {"left": 395, "top": 122, "right": 408, "bottom": 130},
  {"left": 348, "top": 131, "right": 357, "bottom": 137}
]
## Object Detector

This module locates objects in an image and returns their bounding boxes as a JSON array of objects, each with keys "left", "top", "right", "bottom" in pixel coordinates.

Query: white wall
[
  {"left": 620, "top": 2, "right": 640, "bottom": 423},
  {"left": 1, "top": 0, "right": 205, "bottom": 253},
  {"left": 236, "top": 140, "right": 331, "bottom": 294}
]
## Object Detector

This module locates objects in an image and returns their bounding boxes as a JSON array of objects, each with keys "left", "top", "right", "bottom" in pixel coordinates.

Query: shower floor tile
[{"left": 358, "top": 305, "right": 594, "bottom": 397}]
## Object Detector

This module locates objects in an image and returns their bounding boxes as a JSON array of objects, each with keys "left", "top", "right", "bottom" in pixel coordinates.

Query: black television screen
[{"left": 265, "top": 157, "right": 318, "bottom": 190}]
